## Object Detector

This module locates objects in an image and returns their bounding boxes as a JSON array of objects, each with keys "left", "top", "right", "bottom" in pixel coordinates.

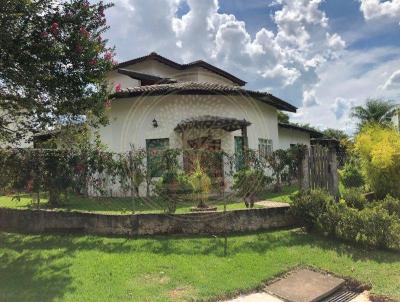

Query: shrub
[
  {"left": 232, "top": 169, "right": 271, "bottom": 208},
  {"left": 380, "top": 195, "right": 400, "bottom": 219},
  {"left": 290, "top": 189, "right": 334, "bottom": 230},
  {"left": 356, "top": 206, "right": 399, "bottom": 248},
  {"left": 265, "top": 149, "right": 290, "bottom": 192},
  {"left": 342, "top": 187, "right": 367, "bottom": 210},
  {"left": 155, "top": 171, "right": 192, "bottom": 213},
  {"left": 355, "top": 124, "right": 400, "bottom": 198},
  {"left": 291, "top": 190, "right": 400, "bottom": 250},
  {"left": 339, "top": 161, "right": 364, "bottom": 188},
  {"left": 188, "top": 160, "right": 212, "bottom": 209}
]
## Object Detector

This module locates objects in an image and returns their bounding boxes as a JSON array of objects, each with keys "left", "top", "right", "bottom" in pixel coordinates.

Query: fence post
[
  {"left": 299, "top": 146, "right": 310, "bottom": 191},
  {"left": 328, "top": 145, "right": 339, "bottom": 200}
]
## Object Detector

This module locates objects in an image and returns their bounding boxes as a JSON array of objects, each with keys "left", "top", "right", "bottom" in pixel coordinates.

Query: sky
[{"left": 99, "top": 0, "right": 400, "bottom": 134}]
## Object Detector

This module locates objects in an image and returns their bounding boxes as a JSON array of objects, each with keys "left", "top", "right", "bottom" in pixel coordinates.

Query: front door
[{"left": 184, "top": 137, "right": 224, "bottom": 189}]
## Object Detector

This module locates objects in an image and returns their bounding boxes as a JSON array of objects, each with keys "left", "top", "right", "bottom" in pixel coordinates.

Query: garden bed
[{"left": 0, "top": 185, "right": 297, "bottom": 215}]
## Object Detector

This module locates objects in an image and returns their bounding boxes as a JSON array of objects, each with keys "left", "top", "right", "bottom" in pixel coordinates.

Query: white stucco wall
[
  {"left": 107, "top": 70, "right": 140, "bottom": 90},
  {"left": 97, "top": 94, "right": 279, "bottom": 154},
  {"left": 278, "top": 127, "right": 311, "bottom": 150},
  {"left": 0, "top": 109, "right": 33, "bottom": 148},
  {"left": 95, "top": 94, "right": 279, "bottom": 196}
]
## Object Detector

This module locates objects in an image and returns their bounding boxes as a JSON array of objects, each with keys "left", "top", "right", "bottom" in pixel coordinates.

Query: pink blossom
[
  {"left": 40, "top": 31, "right": 49, "bottom": 38},
  {"left": 112, "top": 59, "right": 118, "bottom": 66},
  {"left": 115, "top": 83, "right": 121, "bottom": 92},
  {"left": 79, "top": 27, "right": 90, "bottom": 38},
  {"left": 104, "top": 52, "right": 113, "bottom": 61},
  {"left": 50, "top": 22, "right": 59, "bottom": 35},
  {"left": 89, "top": 58, "right": 97, "bottom": 66}
]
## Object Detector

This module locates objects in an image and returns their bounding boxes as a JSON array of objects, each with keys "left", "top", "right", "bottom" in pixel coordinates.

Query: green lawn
[
  {"left": 0, "top": 229, "right": 399, "bottom": 302},
  {"left": 0, "top": 192, "right": 276, "bottom": 215},
  {"left": 0, "top": 185, "right": 298, "bottom": 215},
  {"left": 259, "top": 184, "right": 298, "bottom": 203}
]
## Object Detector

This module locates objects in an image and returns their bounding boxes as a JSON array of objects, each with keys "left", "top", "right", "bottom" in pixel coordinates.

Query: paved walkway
[{"left": 254, "top": 201, "right": 290, "bottom": 208}]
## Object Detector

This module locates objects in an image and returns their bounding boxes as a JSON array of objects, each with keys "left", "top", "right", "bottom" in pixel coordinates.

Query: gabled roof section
[
  {"left": 113, "top": 81, "right": 297, "bottom": 113},
  {"left": 118, "top": 69, "right": 177, "bottom": 85},
  {"left": 278, "top": 122, "right": 323, "bottom": 137},
  {"left": 117, "top": 52, "right": 247, "bottom": 86}
]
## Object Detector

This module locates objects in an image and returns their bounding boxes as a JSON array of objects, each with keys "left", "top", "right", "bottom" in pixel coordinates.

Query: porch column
[{"left": 241, "top": 125, "right": 249, "bottom": 155}]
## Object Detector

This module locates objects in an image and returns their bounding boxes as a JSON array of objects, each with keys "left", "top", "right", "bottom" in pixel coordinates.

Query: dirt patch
[
  {"left": 141, "top": 272, "right": 171, "bottom": 285},
  {"left": 168, "top": 285, "right": 194, "bottom": 301}
]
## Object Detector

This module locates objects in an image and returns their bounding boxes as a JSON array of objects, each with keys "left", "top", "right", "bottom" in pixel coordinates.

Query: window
[
  {"left": 234, "top": 136, "right": 245, "bottom": 171},
  {"left": 259, "top": 138, "right": 273, "bottom": 157},
  {"left": 146, "top": 138, "right": 169, "bottom": 177}
]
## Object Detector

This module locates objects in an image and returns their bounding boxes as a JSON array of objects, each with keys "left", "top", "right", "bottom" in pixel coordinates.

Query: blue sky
[{"left": 102, "top": 0, "right": 400, "bottom": 133}]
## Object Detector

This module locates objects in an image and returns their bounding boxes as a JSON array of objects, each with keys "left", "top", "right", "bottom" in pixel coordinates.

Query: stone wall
[{"left": 0, "top": 206, "right": 295, "bottom": 236}]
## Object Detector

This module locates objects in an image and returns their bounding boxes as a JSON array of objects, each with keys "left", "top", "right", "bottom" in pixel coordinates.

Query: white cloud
[
  {"left": 291, "top": 47, "right": 400, "bottom": 134},
  {"left": 261, "top": 64, "right": 301, "bottom": 86},
  {"left": 383, "top": 69, "right": 400, "bottom": 90},
  {"left": 359, "top": 0, "right": 400, "bottom": 21},
  {"left": 326, "top": 33, "right": 346, "bottom": 51},
  {"left": 331, "top": 98, "right": 351, "bottom": 119},
  {"left": 303, "top": 89, "right": 318, "bottom": 107},
  {"left": 103, "top": 0, "right": 345, "bottom": 104}
]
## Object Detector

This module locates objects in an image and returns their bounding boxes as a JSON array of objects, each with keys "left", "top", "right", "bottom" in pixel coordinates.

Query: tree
[
  {"left": 266, "top": 149, "right": 290, "bottom": 192},
  {"left": 277, "top": 111, "right": 290, "bottom": 123},
  {"left": 355, "top": 123, "right": 400, "bottom": 198},
  {"left": 351, "top": 99, "right": 395, "bottom": 131},
  {"left": 323, "top": 128, "right": 348, "bottom": 141},
  {"left": 0, "top": 0, "right": 115, "bottom": 144}
]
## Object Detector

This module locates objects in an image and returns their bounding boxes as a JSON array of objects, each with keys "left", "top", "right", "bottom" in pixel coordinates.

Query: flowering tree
[
  {"left": 355, "top": 123, "right": 400, "bottom": 198},
  {"left": 0, "top": 0, "right": 115, "bottom": 144}
]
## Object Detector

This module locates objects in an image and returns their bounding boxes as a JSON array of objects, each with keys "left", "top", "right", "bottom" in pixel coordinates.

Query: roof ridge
[
  {"left": 117, "top": 52, "right": 247, "bottom": 86},
  {"left": 115, "top": 82, "right": 297, "bottom": 113}
]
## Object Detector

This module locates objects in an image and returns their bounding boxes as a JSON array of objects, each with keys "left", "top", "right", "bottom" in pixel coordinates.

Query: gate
[{"left": 299, "top": 144, "right": 339, "bottom": 199}]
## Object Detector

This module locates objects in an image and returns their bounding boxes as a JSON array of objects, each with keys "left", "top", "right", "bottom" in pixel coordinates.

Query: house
[
  {"left": 102, "top": 52, "right": 320, "bottom": 152},
  {"left": 97, "top": 52, "right": 320, "bottom": 195}
]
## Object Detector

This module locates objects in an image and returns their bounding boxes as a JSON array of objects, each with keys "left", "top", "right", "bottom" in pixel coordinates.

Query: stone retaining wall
[{"left": 0, "top": 206, "right": 295, "bottom": 236}]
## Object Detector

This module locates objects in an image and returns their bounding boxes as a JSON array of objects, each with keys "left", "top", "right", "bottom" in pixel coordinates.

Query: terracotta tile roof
[
  {"left": 113, "top": 81, "right": 297, "bottom": 112},
  {"left": 116, "top": 52, "right": 247, "bottom": 86},
  {"left": 278, "top": 122, "right": 323, "bottom": 137}
]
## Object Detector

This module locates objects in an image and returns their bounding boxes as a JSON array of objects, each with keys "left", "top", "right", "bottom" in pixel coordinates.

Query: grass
[
  {"left": 0, "top": 194, "right": 264, "bottom": 214},
  {"left": 259, "top": 184, "right": 298, "bottom": 203},
  {"left": 0, "top": 229, "right": 399, "bottom": 302},
  {"left": 0, "top": 186, "right": 299, "bottom": 215}
]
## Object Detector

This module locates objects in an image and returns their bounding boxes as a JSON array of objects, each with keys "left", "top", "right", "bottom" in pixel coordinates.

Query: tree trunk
[{"left": 48, "top": 189, "right": 60, "bottom": 207}]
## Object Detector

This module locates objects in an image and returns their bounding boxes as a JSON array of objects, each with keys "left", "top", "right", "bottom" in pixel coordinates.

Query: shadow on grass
[
  {"left": 0, "top": 246, "right": 74, "bottom": 302},
  {"left": 1, "top": 229, "right": 398, "bottom": 263}
]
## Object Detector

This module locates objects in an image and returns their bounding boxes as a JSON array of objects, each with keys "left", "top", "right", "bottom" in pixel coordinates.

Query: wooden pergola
[{"left": 174, "top": 115, "right": 251, "bottom": 153}]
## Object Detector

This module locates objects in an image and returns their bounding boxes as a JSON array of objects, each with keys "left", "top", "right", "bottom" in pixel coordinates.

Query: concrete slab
[
  {"left": 350, "top": 291, "right": 371, "bottom": 302},
  {"left": 255, "top": 201, "right": 290, "bottom": 208},
  {"left": 224, "top": 292, "right": 283, "bottom": 302},
  {"left": 264, "top": 269, "right": 345, "bottom": 302}
]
